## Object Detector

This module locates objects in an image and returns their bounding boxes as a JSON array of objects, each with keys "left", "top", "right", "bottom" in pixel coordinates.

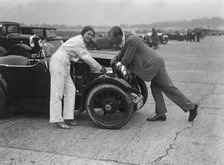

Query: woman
[{"left": 49, "top": 26, "right": 104, "bottom": 129}]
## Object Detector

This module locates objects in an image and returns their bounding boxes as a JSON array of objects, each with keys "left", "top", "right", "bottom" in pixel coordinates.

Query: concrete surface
[{"left": 0, "top": 36, "right": 224, "bottom": 165}]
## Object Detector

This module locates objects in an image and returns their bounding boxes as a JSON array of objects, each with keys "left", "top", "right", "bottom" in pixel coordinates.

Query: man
[
  {"left": 151, "top": 28, "right": 159, "bottom": 49},
  {"left": 109, "top": 26, "right": 199, "bottom": 122}
]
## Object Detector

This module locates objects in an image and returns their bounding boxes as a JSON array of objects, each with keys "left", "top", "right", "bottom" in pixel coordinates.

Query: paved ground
[{"left": 0, "top": 36, "right": 224, "bottom": 165}]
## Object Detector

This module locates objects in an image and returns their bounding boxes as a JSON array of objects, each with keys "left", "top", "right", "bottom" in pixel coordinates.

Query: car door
[{"left": 6, "top": 62, "right": 50, "bottom": 100}]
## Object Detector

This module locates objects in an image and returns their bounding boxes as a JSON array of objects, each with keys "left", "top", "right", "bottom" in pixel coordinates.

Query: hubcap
[{"left": 105, "top": 104, "right": 112, "bottom": 111}]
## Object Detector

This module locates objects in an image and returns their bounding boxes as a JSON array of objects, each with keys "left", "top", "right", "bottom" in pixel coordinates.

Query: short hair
[
  {"left": 81, "top": 26, "right": 95, "bottom": 36},
  {"left": 108, "top": 26, "right": 123, "bottom": 37}
]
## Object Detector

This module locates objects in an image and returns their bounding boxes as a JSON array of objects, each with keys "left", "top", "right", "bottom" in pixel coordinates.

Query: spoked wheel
[{"left": 86, "top": 84, "right": 134, "bottom": 129}]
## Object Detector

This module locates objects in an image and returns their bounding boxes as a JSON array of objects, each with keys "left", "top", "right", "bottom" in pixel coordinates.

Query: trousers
[
  {"left": 150, "top": 63, "right": 194, "bottom": 114},
  {"left": 49, "top": 56, "right": 76, "bottom": 123}
]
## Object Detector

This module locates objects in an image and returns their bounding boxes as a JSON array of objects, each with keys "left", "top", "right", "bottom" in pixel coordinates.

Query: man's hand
[
  {"left": 100, "top": 66, "right": 107, "bottom": 74},
  {"left": 110, "top": 55, "right": 118, "bottom": 66},
  {"left": 115, "top": 61, "right": 122, "bottom": 70}
]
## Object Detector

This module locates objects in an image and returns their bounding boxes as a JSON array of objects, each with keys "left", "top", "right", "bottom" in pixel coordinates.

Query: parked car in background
[
  {"left": 158, "top": 32, "right": 169, "bottom": 44},
  {"left": 0, "top": 21, "right": 41, "bottom": 58},
  {"left": 146, "top": 32, "right": 169, "bottom": 44},
  {"left": 20, "top": 26, "right": 64, "bottom": 57},
  {"left": 166, "top": 31, "right": 184, "bottom": 41},
  {"left": 136, "top": 33, "right": 152, "bottom": 47},
  {"left": 87, "top": 35, "right": 122, "bottom": 50}
]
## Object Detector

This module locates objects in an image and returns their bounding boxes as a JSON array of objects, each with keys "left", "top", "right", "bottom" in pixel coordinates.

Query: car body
[
  {"left": 0, "top": 51, "right": 147, "bottom": 129},
  {"left": 0, "top": 21, "right": 41, "bottom": 58},
  {"left": 20, "top": 26, "right": 64, "bottom": 57},
  {"left": 87, "top": 36, "right": 122, "bottom": 50}
]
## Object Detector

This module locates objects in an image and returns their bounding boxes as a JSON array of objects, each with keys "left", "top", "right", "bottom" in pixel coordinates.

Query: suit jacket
[{"left": 118, "top": 32, "right": 164, "bottom": 82}]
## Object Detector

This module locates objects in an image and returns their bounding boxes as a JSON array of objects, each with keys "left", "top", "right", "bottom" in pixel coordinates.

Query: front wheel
[
  {"left": 136, "top": 77, "right": 148, "bottom": 106},
  {"left": 86, "top": 84, "right": 134, "bottom": 129},
  {"left": 162, "top": 37, "right": 168, "bottom": 44}
]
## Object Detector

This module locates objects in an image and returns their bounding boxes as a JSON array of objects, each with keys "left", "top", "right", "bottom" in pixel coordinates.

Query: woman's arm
[{"left": 76, "top": 47, "right": 102, "bottom": 73}]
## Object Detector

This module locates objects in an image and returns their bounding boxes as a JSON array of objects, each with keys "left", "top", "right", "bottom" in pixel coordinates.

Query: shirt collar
[{"left": 120, "top": 31, "right": 126, "bottom": 47}]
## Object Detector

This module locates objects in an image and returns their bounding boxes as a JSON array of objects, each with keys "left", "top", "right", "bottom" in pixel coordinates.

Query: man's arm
[
  {"left": 121, "top": 38, "right": 138, "bottom": 66},
  {"left": 110, "top": 47, "right": 125, "bottom": 66}
]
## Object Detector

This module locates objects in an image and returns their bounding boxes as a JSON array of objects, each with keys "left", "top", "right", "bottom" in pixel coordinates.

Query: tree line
[{"left": 22, "top": 17, "right": 224, "bottom": 30}]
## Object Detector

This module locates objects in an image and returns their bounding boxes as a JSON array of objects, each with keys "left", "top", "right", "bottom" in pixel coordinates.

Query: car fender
[
  {"left": 79, "top": 74, "right": 133, "bottom": 111},
  {"left": 7, "top": 43, "right": 31, "bottom": 54}
]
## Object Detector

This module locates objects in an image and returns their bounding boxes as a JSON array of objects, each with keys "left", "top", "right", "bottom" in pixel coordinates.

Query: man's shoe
[
  {"left": 147, "top": 114, "right": 166, "bottom": 121},
  {"left": 55, "top": 122, "right": 71, "bottom": 129},
  {"left": 188, "top": 103, "right": 199, "bottom": 122},
  {"left": 64, "top": 120, "right": 79, "bottom": 126}
]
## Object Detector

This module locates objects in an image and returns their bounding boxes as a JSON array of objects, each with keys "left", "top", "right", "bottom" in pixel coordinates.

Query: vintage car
[
  {"left": 0, "top": 50, "right": 148, "bottom": 129},
  {"left": 87, "top": 36, "right": 122, "bottom": 50},
  {"left": 146, "top": 32, "right": 169, "bottom": 44},
  {"left": 166, "top": 31, "right": 184, "bottom": 41},
  {"left": 0, "top": 21, "right": 41, "bottom": 58},
  {"left": 20, "top": 26, "right": 64, "bottom": 57}
]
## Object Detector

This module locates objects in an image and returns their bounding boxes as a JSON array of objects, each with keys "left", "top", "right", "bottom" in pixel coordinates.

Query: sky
[{"left": 0, "top": 0, "right": 224, "bottom": 26}]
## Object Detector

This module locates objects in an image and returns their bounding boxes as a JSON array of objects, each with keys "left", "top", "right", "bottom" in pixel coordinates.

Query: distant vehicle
[
  {"left": 146, "top": 32, "right": 169, "bottom": 44},
  {"left": 20, "top": 26, "right": 64, "bottom": 57},
  {"left": 166, "top": 31, "right": 184, "bottom": 41},
  {"left": 0, "top": 21, "right": 41, "bottom": 58},
  {"left": 87, "top": 36, "right": 122, "bottom": 50}
]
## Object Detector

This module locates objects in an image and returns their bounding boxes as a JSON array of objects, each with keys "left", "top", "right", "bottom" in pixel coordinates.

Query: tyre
[
  {"left": 88, "top": 43, "right": 95, "bottom": 50},
  {"left": 162, "top": 37, "right": 168, "bottom": 44},
  {"left": 111, "top": 44, "right": 118, "bottom": 50},
  {"left": 0, "top": 86, "right": 6, "bottom": 117},
  {"left": 136, "top": 77, "right": 148, "bottom": 106},
  {"left": 131, "top": 77, "right": 148, "bottom": 111},
  {"left": 86, "top": 84, "right": 134, "bottom": 129}
]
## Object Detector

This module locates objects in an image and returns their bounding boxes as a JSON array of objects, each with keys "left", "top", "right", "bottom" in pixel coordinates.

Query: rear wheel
[{"left": 86, "top": 84, "right": 134, "bottom": 129}]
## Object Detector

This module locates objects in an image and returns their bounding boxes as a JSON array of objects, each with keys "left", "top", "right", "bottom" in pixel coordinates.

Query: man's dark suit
[{"left": 116, "top": 32, "right": 194, "bottom": 114}]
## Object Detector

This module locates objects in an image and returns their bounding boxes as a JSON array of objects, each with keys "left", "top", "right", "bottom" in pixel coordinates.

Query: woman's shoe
[
  {"left": 147, "top": 114, "right": 166, "bottom": 121},
  {"left": 55, "top": 122, "right": 71, "bottom": 129},
  {"left": 64, "top": 120, "right": 79, "bottom": 126}
]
